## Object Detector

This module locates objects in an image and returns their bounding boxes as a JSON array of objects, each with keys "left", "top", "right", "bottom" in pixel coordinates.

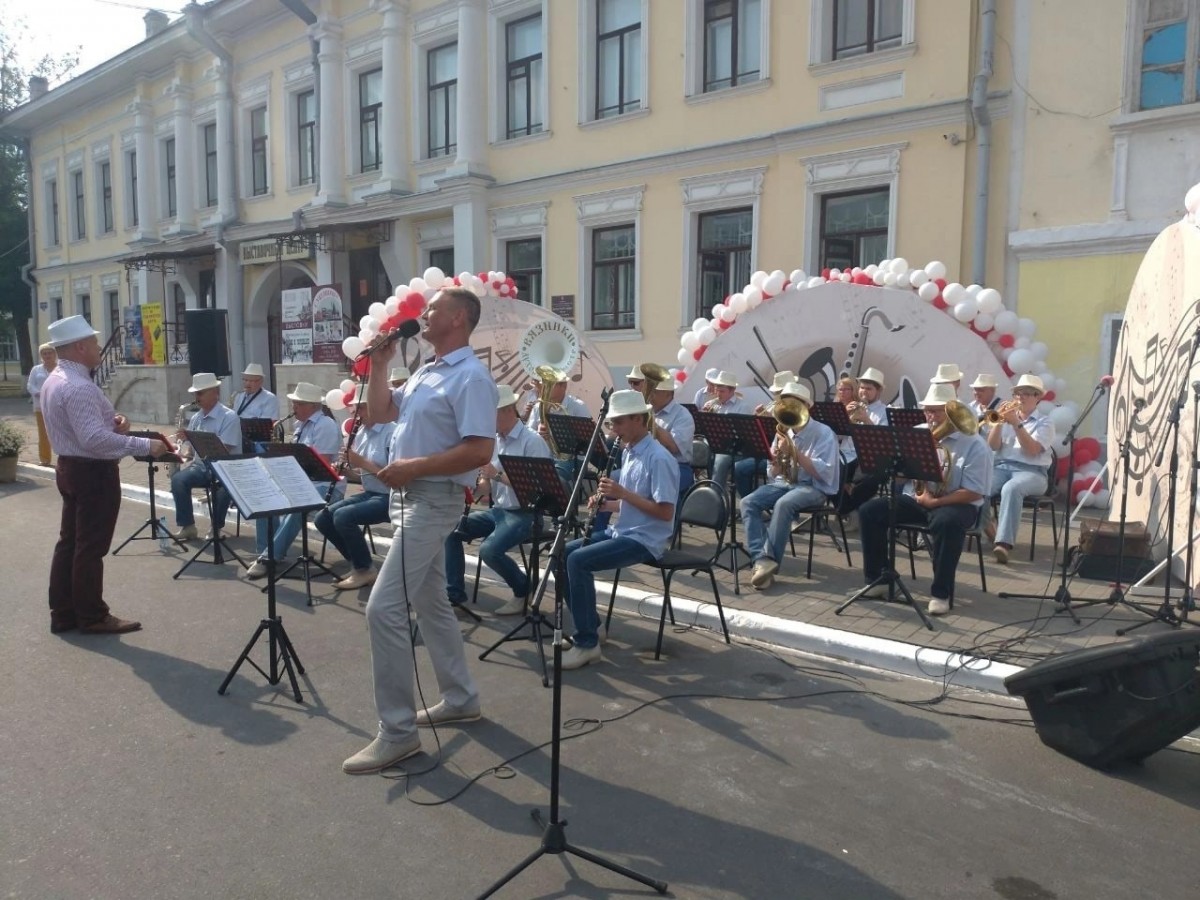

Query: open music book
[{"left": 211, "top": 455, "right": 327, "bottom": 519}]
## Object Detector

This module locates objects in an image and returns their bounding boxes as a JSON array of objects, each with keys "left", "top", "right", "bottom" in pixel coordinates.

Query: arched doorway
[{"left": 246, "top": 261, "right": 316, "bottom": 391}]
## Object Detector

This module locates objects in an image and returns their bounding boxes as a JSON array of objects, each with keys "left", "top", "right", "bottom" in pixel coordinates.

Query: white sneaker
[
  {"left": 341, "top": 735, "right": 422, "bottom": 775},
  {"left": 494, "top": 597, "right": 526, "bottom": 616},
  {"left": 245, "top": 559, "right": 268, "bottom": 579},
  {"left": 928, "top": 597, "right": 951, "bottom": 616},
  {"left": 335, "top": 568, "right": 377, "bottom": 591},
  {"left": 560, "top": 644, "right": 602, "bottom": 670},
  {"left": 173, "top": 524, "right": 198, "bottom": 541},
  {"left": 858, "top": 583, "right": 889, "bottom": 599},
  {"left": 415, "top": 700, "right": 482, "bottom": 727},
  {"left": 750, "top": 558, "right": 779, "bottom": 588}
]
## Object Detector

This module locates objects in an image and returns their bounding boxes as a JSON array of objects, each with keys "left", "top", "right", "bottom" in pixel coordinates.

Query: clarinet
[
  {"left": 454, "top": 486, "right": 475, "bottom": 538},
  {"left": 581, "top": 438, "right": 620, "bottom": 545},
  {"left": 325, "top": 408, "right": 364, "bottom": 503}
]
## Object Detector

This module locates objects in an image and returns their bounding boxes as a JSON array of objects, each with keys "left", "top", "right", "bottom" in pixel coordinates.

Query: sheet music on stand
[
  {"left": 809, "top": 402, "right": 854, "bottom": 437},
  {"left": 129, "top": 430, "right": 183, "bottom": 464},
  {"left": 692, "top": 411, "right": 774, "bottom": 460},
  {"left": 263, "top": 442, "right": 340, "bottom": 483},
  {"left": 547, "top": 413, "right": 611, "bottom": 472},
  {"left": 211, "top": 456, "right": 328, "bottom": 521},
  {"left": 886, "top": 408, "right": 926, "bottom": 431},
  {"left": 240, "top": 417, "right": 275, "bottom": 451},
  {"left": 499, "top": 454, "right": 571, "bottom": 518}
]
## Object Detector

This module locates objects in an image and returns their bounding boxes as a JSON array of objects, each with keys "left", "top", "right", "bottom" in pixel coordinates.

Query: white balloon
[
  {"left": 764, "top": 271, "right": 786, "bottom": 295},
  {"left": 468, "top": 278, "right": 487, "bottom": 297},
  {"left": 1007, "top": 348, "right": 1035, "bottom": 374},
  {"left": 895, "top": 271, "right": 911, "bottom": 289},
  {"left": 408, "top": 277, "right": 429, "bottom": 294},
  {"left": 828, "top": 268, "right": 842, "bottom": 280},
  {"left": 1028, "top": 341, "right": 1047, "bottom": 361},
  {"left": 965, "top": 283, "right": 982, "bottom": 297},
  {"left": 1032, "top": 361, "right": 1049, "bottom": 376},
  {"left": 986, "top": 329, "right": 1002, "bottom": 344},
  {"left": 1049, "top": 407, "right": 1074, "bottom": 431},
  {"left": 728, "top": 292, "right": 748, "bottom": 315},
  {"left": 976, "top": 287, "right": 1003, "bottom": 315},
  {"left": 340, "top": 378, "right": 356, "bottom": 393},
  {"left": 750, "top": 270, "right": 768, "bottom": 289},
  {"left": 1092, "top": 489, "right": 1112, "bottom": 508},
  {"left": 360, "top": 328, "right": 376, "bottom": 345},
  {"left": 1015, "top": 336, "right": 1031, "bottom": 350},
  {"left": 1017, "top": 317, "right": 1037, "bottom": 338},
  {"left": 839, "top": 272, "right": 853, "bottom": 283},
  {"left": 325, "top": 389, "right": 347, "bottom": 411},
  {"left": 891, "top": 257, "right": 909, "bottom": 274},
  {"left": 680, "top": 331, "right": 700, "bottom": 351},
  {"left": 953, "top": 298, "right": 979, "bottom": 322},
  {"left": 789, "top": 269, "right": 806, "bottom": 285},
  {"left": 807, "top": 276, "right": 825, "bottom": 289},
  {"left": 342, "top": 336, "right": 365, "bottom": 359},
  {"left": 918, "top": 281, "right": 940, "bottom": 302},
  {"left": 943, "top": 283, "right": 966, "bottom": 305},
  {"left": 359, "top": 315, "right": 376, "bottom": 332},
  {"left": 677, "top": 347, "right": 692, "bottom": 365},
  {"left": 873, "top": 270, "right": 888, "bottom": 286},
  {"left": 973, "top": 312, "right": 995, "bottom": 332},
  {"left": 924, "top": 260, "right": 948, "bottom": 280},
  {"left": 1055, "top": 377, "right": 1068, "bottom": 395},
  {"left": 993, "top": 310, "right": 1019, "bottom": 334},
  {"left": 384, "top": 296, "right": 400, "bottom": 316},
  {"left": 1000, "top": 346, "right": 1014, "bottom": 362},
  {"left": 369, "top": 301, "right": 387, "bottom": 322},
  {"left": 422, "top": 267, "right": 445, "bottom": 287},
  {"left": 909, "top": 268, "right": 929, "bottom": 287},
  {"left": 883, "top": 272, "right": 898, "bottom": 286},
  {"left": 692, "top": 317, "right": 709, "bottom": 334},
  {"left": 1062, "top": 401, "right": 1080, "bottom": 418},
  {"left": 698, "top": 325, "right": 717, "bottom": 345},
  {"left": 1037, "top": 400, "right": 1055, "bottom": 415},
  {"left": 1077, "top": 461, "right": 1103, "bottom": 478},
  {"left": 744, "top": 287, "right": 763, "bottom": 308},
  {"left": 711, "top": 303, "right": 727, "bottom": 320}
]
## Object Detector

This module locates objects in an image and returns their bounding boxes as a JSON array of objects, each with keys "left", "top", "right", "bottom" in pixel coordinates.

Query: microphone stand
[
  {"left": 998, "top": 379, "right": 1113, "bottom": 621},
  {"left": 477, "top": 388, "right": 668, "bottom": 899}
]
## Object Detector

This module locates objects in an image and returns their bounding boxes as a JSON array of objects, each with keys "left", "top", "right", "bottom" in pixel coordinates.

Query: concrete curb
[{"left": 18, "top": 461, "right": 1021, "bottom": 695}]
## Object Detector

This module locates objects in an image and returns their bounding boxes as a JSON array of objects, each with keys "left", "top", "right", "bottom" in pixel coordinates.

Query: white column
[
  {"left": 372, "top": 0, "right": 409, "bottom": 194},
  {"left": 451, "top": 190, "right": 488, "bottom": 274},
  {"left": 169, "top": 81, "right": 196, "bottom": 233},
  {"left": 450, "top": 0, "right": 487, "bottom": 177},
  {"left": 312, "top": 17, "right": 345, "bottom": 206},
  {"left": 216, "top": 246, "right": 245, "bottom": 377},
  {"left": 130, "top": 97, "right": 156, "bottom": 242},
  {"left": 215, "top": 59, "right": 236, "bottom": 222}
]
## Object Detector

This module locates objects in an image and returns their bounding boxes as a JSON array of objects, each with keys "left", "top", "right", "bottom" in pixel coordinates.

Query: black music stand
[
  {"left": 213, "top": 456, "right": 325, "bottom": 704},
  {"left": 240, "top": 417, "right": 274, "bottom": 453},
  {"left": 692, "top": 411, "right": 774, "bottom": 594},
  {"left": 887, "top": 408, "right": 926, "bottom": 430},
  {"left": 479, "top": 454, "right": 570, "bottom": 686},
  {"left": 260, "top": 442, "right": 340, "bottom": 606},
  {"left": 835, "top": 425, "right": 944, "bottom": 630},
  {"left": 547, "top": 412, "right": 610, "bottom": 472},
  {"left": 811, "top": 401, "right": 853, "bottom": 437},
  {"left": 113, "top": 431, "right": 188, "bottom": 554},
  {"left": 173, "top": 430, "right": 246, "bottom": 578}
]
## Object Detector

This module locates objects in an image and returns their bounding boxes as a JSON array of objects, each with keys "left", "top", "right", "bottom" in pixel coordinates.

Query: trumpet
[
  {"left": 846, "top": 401, "right": 871, "bottom": 425},
  {"left": 980, "top": 399, "right": 1022, "bottom": 426},
  {"left": 771, "top": 396, "right": 810, "bottom": 483}
]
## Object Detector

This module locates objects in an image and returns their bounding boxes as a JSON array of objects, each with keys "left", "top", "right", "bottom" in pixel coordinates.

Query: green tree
[{"left": 0, "top": 12, "right": 77, "bottom": 372}]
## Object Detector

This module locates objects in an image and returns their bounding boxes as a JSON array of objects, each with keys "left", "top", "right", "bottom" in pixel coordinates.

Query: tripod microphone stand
[{"left": 478, "top": 388, "right": 668, "bottom": 899}]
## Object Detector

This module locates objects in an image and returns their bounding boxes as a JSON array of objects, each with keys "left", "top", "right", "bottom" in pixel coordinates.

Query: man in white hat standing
[
  {"left": 444, "top": 384, "right": 553, "bottom": 615},
  {"left": 987, "top": 374, "right": 1055, "bottom": 563},
  {"left": 230, "top": 363, "right": 279, "bottom": 420},
  {"left": 560, "top": 390, "right": 679, "bottom": 669},
  {"left": 246, "top": 382, "right": 342, "bottom": 576},
  {"left": 344, "top": 287, "right": 497, "bottom": 774},
  {"left": 740, "top": 383, "right": 840, "bottom": 589},
  {"left": 40, "top": 316, "right": 168, "bottom": 635},
  {"left": 170, "top": 373, "right": 242, "bottom": 541},
  {"left": 857, "top": 383, "right": 992, "bottom": 616}
]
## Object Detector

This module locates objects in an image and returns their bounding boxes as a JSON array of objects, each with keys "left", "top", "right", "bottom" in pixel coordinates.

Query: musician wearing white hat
[
  {"left": 444, "top": 384, "right": 553, "bottom": 616},
  {"left": 694, "top": 367, "right": 720, "bottom": 408},
  {"left": 560, "top": 390, "right": 679, "bottom": 669},
  {"left": 987, "top": 374, "right": 1055, "bottom": 564},
  {"left": 648, "top": 373, "right": 696, "bottom": 505},
  {"left": 733, "top": 370, "right": 798, "bottom": 498},
  {"left": 314, "top": 385, "right": 397, "bottom": 590},
  {"left": 857, "top": 383, "right": 993, "bottom": 616},
  {"left": 246, "top": 382, "right": 343, "bottom": 577},
  {"left": 836, "top": 366, "right": 890, "bottom": 523},
  {"left": 968, "top": 373, "right": 1001, "bottom": 419},
  {"left": 170, "top": 373, "right": 242, "bottom": 541},
  {"left": 706, "top": 370, "right": 754, "bottom": 491},
  {"left": 230, "top": 363, "right": 280, "bottom": 420},
  {"left": 740, "top": 383, "right": 839, "bottom": 590},
  {"left": 930, "top": 363, "right": 964, "bottom": 393},
  {"left": 388, "top": 367, "right": 410, "bottom": 389}
]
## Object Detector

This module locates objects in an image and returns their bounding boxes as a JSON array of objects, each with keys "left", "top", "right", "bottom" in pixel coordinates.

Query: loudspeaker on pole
[{"left": 186, "top": 309, "right": 231, "bottom": 377}]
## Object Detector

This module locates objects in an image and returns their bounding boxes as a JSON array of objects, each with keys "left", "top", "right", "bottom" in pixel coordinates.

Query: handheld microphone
[{"left": 355, "top": 318, "right": 421, "bottom": 361}]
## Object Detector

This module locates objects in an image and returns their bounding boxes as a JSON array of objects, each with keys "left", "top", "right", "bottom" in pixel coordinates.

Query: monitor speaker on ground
[
  {"left": 1005, "top": 630, "right": 1200, "bottom": 769},
  {"left": 186, "top": 309, "right": 231, "bottom": 377}
]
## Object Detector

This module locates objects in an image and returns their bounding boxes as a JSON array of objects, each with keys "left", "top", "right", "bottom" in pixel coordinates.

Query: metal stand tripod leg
[
  {"left": 174, "top": 486, "right": 246, "bottom": 578},
  {"left": 114, "top": 462, "right": 189, "bottom": 554},
  {"left": 478, "top": 535, "right": 553, "bottom": 686},
  {"left": 714, "top": 471, "right": 753, "bottom": 594},
  {"left": 269, "top": 515, "right": 337, "bottom": 606}
]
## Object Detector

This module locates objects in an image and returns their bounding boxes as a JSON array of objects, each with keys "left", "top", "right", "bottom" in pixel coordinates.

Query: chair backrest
[
  {"left": 675, "top": 478, "right": 728, "bottom": 548},
  {"left": 691, "top": 436, "right": 711, "bottom": 470}
]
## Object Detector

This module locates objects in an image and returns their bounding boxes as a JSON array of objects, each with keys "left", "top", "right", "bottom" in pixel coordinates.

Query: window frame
[
  {"left": 99, "top": 161, "right": 114, "bottom": 234},
  {"left": 427, "top": 245, "right": 455, "bottom": 275},
  {"left": 70, "top": 169, "right": 86, "bottom": 241},
  {"left": 695, "top": 206, "right": 754, "bottom": 321},
  {"left": 250, "top": 105, "right": 269, "bottom": 197},
  {"left": 106, "top": 289, "right": 120, "bottom": 340},
  {"left": 78, "top": 293, "right": 92, "bottom": 325},
  {"left": 426, "top": 41, "right": 459, "bottom": 159},
  {"left": 589, "top": 224, "right": 638, "bottom": 332},
  {"left": 296, "top": 89, "right": 317, "bottom": 187},
  {"left": 505, "top": 13, "right": 545, "bottom": 140},
  {"left": 801, "top": 143, "right": 902, "bottom": 273},
  {"left": 164, "top": 138, "right": 177, "bottom": 218},
  {"left": 45, "top": 177, "right": 60, "bottom": 247},
  {"left": 576, "top": 185, "right": 644, "bottom": 337},
  {"left": 808, "top": 0, "right": 914, "bottom": 69},
  {"left": 595, "top": 0, "right": 644, "bottom": 120},
  {"left": 127, "top": 150, "right": 138, "bottom": 228},
  {"left": 506, "top": 237, "right": 544, "bottom": 306},
  {"left": 1132, "top": 0, "right": 1200, "bottom": 111},
  {"left": 817, "top": 186, "right": 891, "bottom": 271},
  {"left": 359, "top": 68, "right": 383, "bottom": 172},
  {"left": 202, "top": 122, "right": 218, "bottom": 208},
  {"left": 702, "top": 0, "right": 763, "bottom": 93}
]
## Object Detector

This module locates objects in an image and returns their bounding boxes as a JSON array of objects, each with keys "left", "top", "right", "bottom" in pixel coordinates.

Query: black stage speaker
[
  {"left": 1005, "top": 631, "right": 1200, "bottom": 769},
  {"left": 186, "top": 308, "right": 231, "bottom": 377}
]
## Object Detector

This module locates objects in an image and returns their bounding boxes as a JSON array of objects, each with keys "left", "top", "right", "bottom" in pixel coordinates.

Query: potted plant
[{"left": 0, "top": 420, "right": 25, "bottom": 483}]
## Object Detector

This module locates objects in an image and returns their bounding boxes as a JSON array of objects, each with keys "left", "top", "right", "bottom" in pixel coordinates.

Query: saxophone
[{"left": 168, "top": 401, "right": 198, "bottom": 475}]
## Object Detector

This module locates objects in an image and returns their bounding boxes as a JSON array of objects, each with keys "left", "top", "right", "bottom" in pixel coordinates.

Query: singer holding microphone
[
  {"left": 343, "top": 288, "right": 497, "bottom": 776},
  {"left": 987, "top": 374, "right": 1056, "bottom": 563}
]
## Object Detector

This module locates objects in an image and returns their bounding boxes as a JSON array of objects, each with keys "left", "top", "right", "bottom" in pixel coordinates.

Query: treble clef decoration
[{"left": 839, "top": 306, "right": 906, "bottom": 379}]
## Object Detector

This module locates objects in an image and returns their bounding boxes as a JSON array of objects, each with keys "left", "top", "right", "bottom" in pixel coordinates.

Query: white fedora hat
[
  {"left": 931, "top": 363, "right": 964, "bottom": 384},
  {"left": 625, "top": 365, "right": 645, "bottom": 380},
  {"left": 187, "top": 372, "right": 222, "bottom": 393},
  {"left": 781, "top": 381, "right": 813, "bottom": 406},
  {"left": 970, "top": 373, "right": 999, "bottom": 389},
  {"left": 1014, "top": 374, "right": 1046, "bottom": 395},
  {"left": 497, "top": 384, "right": 520, "bottom": 408},
  {"left": 859, "top": 367, "right": 886, "bottom": 388},
  {"left": 712, "top": 370, "right": 738, "bottom": 388},
  {"left": 389, "top": 366, "right": 410, "bottom": 382},
  {"left": 918, "top": 383, "right": 959, "bottom": 407},
  {"left": 604, "top": 389, "right": 653, "bottom": 421},
  {"left": 770, "top": 370, "right": 797, "bottom": 393},
  {"left": 47, "top": 315, "right": 98, "bottom": 348},
  {"left": 704, "top": 367, "right": 720, "bottom": 382},
  {"left": 287, "top": 382, "right": 326, "bottom": 404},
  {"left": 242, "top": 363, "right": 265, "bottom": 378},
  {"left": 351, "top": 383, "right": 369, "bottom": 405}
]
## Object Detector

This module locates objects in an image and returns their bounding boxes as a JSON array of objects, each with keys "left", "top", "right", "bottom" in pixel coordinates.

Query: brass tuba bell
[
  {"left": 916, "top": 400, "right": 978, "bottom": 496},
  {"left": 771, "top": 396, "right": 810, "bottom": 483}
]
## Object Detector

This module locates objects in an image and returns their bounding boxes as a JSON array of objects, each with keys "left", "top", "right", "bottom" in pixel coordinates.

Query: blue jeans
[
  {"left": 564, "top": 533, "right": 654, "bottom": 648},
  {"left": 314, "top": 490, "right": 389, "bottom": 571},
  {"left": 740, "top": 482, "right": 826, "bottom": 565},
  {"left": 444, "top": 507, "right": 535, "bottom": 604},
  {"left": 256, "top": 481, "right": 340, "bottom": 560},
  {"left": 676, "top": 462, "right": 695, "bottom": 512},
  {"left": 171, "top": 462, "right": 230, "bottom": 529},
  {"left": 993, "top": 462, "right": 1045, "bottom": 547},
  {"left": 734, "top": 457, "right": 768, "bottom": 499}
]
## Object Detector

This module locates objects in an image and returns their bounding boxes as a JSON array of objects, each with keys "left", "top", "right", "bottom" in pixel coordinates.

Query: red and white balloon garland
[{"left": 673, "top": 259, "right": 1108, "bottom": 507}]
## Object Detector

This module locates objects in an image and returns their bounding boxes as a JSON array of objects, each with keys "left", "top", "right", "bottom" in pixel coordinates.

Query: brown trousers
[{"left": 49, "top": 457, "right": 121, "bottom": 627}]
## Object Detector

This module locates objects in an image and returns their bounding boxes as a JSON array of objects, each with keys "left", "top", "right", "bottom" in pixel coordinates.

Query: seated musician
[
  {"left": 444, "top": 385, "right": 553, "bottom": 615},
  {"left": 388, "top": 366, "right": 410, "bottom": 389},
  {"left": 693, "top": 367, "right": 719, "bottom": 408},
  {"left": 836, "top": 365, "right": 891, "bottom": 522},
  {"left": 246, "top": 382, "right": 343, "bottom": 578},
  {"left": 987, "top": 374, "right": 1055, "bottom": 564},
  {"left": 230, "top": 363, "right": 280, "bottom": 420},
  {"left": 930, "top": 362, "right": 964, "bottom": 398},
  {"left": 732, "top": 369, "right": 797, "bottom": 499},
  {"left": 315, "top": 385, "right": 396, "bottom": 591},
  {"left": 647, "top": 371, "right": 696, "bottom": 505},
  {"left": 525, "top": 369, "right": 590, "bottom": 482},
  {"left": 171, "top": 372, "right": 242, "bottom": 541},
  {"left": 856, "top": 383, "right": 992, "bottom": 616},
  {"left": 967, "top": 373, "right": 1000, "bottom": 419},
  {"left": 740, "top": 382, "right": 839, "bottom": 590},
  {"left": 561, "top": 390, "right": 679, "bottom": 670},
  {"left": 705, "top": 370, "right": 755, "bottom": 491}
]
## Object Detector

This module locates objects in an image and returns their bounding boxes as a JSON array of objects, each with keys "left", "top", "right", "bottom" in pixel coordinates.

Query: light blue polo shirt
[
  {"left": 610, "top": 433, "right": 679, "bottom": 558},
  {"left": 654, "top": 398, "right": 695, "bottom": 465},
  {"left": 493, "top": 419, "right": 553, "bottom": 509}
]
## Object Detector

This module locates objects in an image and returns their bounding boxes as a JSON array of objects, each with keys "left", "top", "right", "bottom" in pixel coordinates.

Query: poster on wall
[
  {"left": 122, "top": 306, "right": 144, "bottom": 364},
  {"left": 141, "top": 302, "right": 165, "bottom": 365},
  {"left": 280, "top": 287, "right": 313, "bottom": 365},
  {"left": 311, "top": 283, "right": 344, "bottom": 364}
]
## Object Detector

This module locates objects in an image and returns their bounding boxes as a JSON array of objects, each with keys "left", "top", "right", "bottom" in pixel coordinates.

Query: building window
[
  {"left": 250, "top": 106, "right": 269, "bottom": 195},
  {"left": 128, "top": 151, "right": 138, "bottom": 227},
  {"left": 79, "top": 294, "right": 92, "bottom": 325},
  {"left": 596, "top": 0, "right": 642, "bottom": 118},
  {"left": 506, "top": 237, "right": 543, "bottom": 305},
  {"left": 704, "top": 0, "right": 762, "bottom": 92},
  {"left": 819, "top": 188, "right": 889, "bottom": 270},
  {"left": 696, "top": 208, "right": 752, "bottom": 320},
  {"left": 52, "top": 297, "right": 63, "bottom": 321},
  {"left": 203, "top": 123, "right": 218, "bottom": 207},
  {"left": 99, "top": 162, "right": 114, "bottom": 233},
  {"left": 46, "top": 179, "right": 59, "bottom": 246},
  {"left": 71, "top": 170, "right": 86, "bottom": 240},
  {"left": 165, "top": 138, "right": 177, "bottom": 217},
  {"left": 591, "top": 224, "right": 636, "bottom": 330},
  {"left": 506, "top": 14, "right": 544, "bottom": 139},
  {"left": 832, "top": 0, "right": 902, "bottom": 60},
  {"left": 427, "top": 42, "right": 458, "bottom": 158},
  {"left": 173, "top": 283, "right": 188, "bottom": 345},
  {"left": 106, "top": 290, "right": 120, "bottom": 338},
  {"left": 359, "top": 69, "right": 383, "bottom": 172},
  {"left": 428, "top": 246, "right": 455, "bottom": 275},
  {"left": 1138, "top": 0, "right": 1200, "bottom": 110},
  {"left": 297, "top": 90, "right": 316, "bottom": 186}
]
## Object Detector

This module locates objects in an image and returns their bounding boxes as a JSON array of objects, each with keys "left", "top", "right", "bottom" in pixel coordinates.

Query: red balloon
[
  {"left": 853, "top": 272, "right": 873, "bottom": 285},
  {"left": 352, "top": 356, "right": 371, "bottom": 379},
  {"left": 935, "top": 278, "right": 947, "bottom": 291},
  {"left": 998, "top": 333, "right": 1015, "bottom": 348},
  {"left": 821, "top": 268, "right": 832, "bottom": 280},
  {"left": 693, "top": 347, "right": 705, "bottom": 361},
  {"left": 452, "top": 275, "right": 461, "bottom": 285},
  {"left": 933, "top": 296, "right": 948, "bottom": 310},
  {"left": 1074, "top": 437, "right": 1102, "bottom": 465},
  {"left": 675, "top": 370, "right": 687, "bottom": 382},
  {"left": 342, "top": 389, "right": 355, "bottom": 408},
  {"left": 342, "top": 417, "right": 354, "bottom": 435},
  {"left": 718, "top": 318, "right": 732, "bottom": 330},
  {"left": 1055, "top": 457, "right": 1070, "bottom": 481},
  {"left": 1043, "top": 390, "right": 1056, "bottom": 402},
  {"left": 405, "top": 290, "right": 424, "bottom": 307},
  {"left": 781, "top": 280, "right": 791, "bottom": 291}
]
